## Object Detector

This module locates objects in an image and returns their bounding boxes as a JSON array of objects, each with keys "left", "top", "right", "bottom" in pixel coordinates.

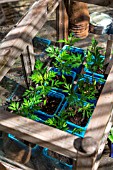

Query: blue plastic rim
[
  {"left": 33, "top": 36, "right": 51, "bottom": 47},
  {"left": 61, "top": 45, "right": 85, "bottom": 56},
  {"left": 8, "top": 133, "right": 20, "bottom": 142},
  {"left": 72, "top": 64, "right": 83, "bottom": 74},
  {"left": 66, "top": 117, "right": 91, "bottom": 138},
  {"left": 34, "top": 90, "right": 65, "bottom": 119},
  {"left": 84, "top": 67, "right": 105, "bottom": 79},
  {"left": 75, "top": 74, "right": 105, "bottom": 85},
  {"left": 8, "top": 133, "right": 18, "bottom": 141},
  {"left": 43, "top": 148, "right": 73, "bottom": 169},
  {"left": 83, "top": 74, "right": 105, "bottom": 83},
  {"left": 111, "top": 143, "right": 113, "bottom": 158}
]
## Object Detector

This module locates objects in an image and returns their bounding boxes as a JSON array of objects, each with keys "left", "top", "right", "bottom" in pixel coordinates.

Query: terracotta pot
[{"left": 69, "top": 1, "right": 90, "bottom": 39}]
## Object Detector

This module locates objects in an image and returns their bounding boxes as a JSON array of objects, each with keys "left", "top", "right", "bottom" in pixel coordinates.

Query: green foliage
[
  {"left": 61, "top": 106, "right": 76, "bottom": 118},
  {"left": 108, "top": 127, "right": 113, "bottom": 143},
  {"left": 8, "top": 102, "right": 20, "bottom": 114},
  {"left": 61, "top": 98, "right": 93, "bottom": 120},
  {"left": 75, "top": 76, "right": 99, "bottom": 100},
  {"left": 46, "top": 46, "right": 71, "bottom": 74},
  {"left": 8, "top": 94, "right": 42, "bottom": 117},
  {"left": 30, "top": 59, "right": 63, "bottom": 98},
  {"left": 84, "top": 37, "right": 105, "bottom": 73},
  {"left": 30, "top": 60, "right": 56, "bottom": 85},
  {"left": 46, "top": 46, "right": 82, "bottom": 75},
  {"left": 8, "top": 58, "right": 63, "bottom": 121},
  {"left": 63, "top": 83, "right": 79, "bottom": 106},
  {"left": 46, "top": 33, "right": 82, "bottom": 75},
  {"left": 45, "top": 115, "right": 68, "bottom": 131},
  {"left": 72, "top": 128, "right": 84, "bottom": 134},
  {"left": 8, "top": 100, "right": 41, "bottom": 121},
  {"left": 89, "top": 37, "right": 104, "bottom": 54},
  {"left": 58, "top": 33, "right": 80, "bottom": 46},
  {"left": 78, "top": 102, "right": 94, "bottom": 118},
  {"left": 23, "top": 86, "right": 36, "bottom": 98},
  {"left": 45, "top": 46, "right": 60, "bottom": 58},
  {"left": 29, "top": 114, "right": 41, "bottom": 121}
]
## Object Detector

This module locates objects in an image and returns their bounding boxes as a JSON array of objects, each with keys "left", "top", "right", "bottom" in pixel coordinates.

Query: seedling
[
  {"left": 45, "top": 114, "right": 68, "bottom": 131},
  {"left": 72, "top": 128, "right": 84, "bottom": 134},
  {"left": 75, "top": 75, "right": 99, "bottom": 101},
  {"left": 84, "top": 37, "right": 105, "bottom": 73},
  {"left": 62, "top": 83, "right": 79, "bottom": 105},
  {"left": 8, "top": 102, "right": 20, "bottom": 114},
  {"left": 9, "top": 59, "right": 64, "bottom": 120},
  {"left": 77, "top": 102, "right": 94, "bottom": 119},
  {"left": 30, "top": 59, "right": 63, "bottom": 99},
  {"left": 58, "top": 33, "right": 80, "bottom": 46},
  {"left": 8, "top": 94, "right": 42, "bottom": 118},
  {"left": 46, "top": 33, "right": 82, "bottom": 76}
]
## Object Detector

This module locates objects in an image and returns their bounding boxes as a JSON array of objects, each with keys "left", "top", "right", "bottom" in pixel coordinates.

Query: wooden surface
[
  {"left": 0, "top": 0, "right": 19, "bottom": 4},
  {"left": 75, "top": 56, "right": 113, "bottom": 169},
  {"left": 74, "top": 0, "right": 113, "bottom": 8},
  {"left": 0, "top": 157, "right": 33, "bottom": 170},
  {"left": 20, "top": 43, "right": 35, "bottom": 88},
  {"left": 56, "top": 0, "right": 69, "bottom": 47},
  {"left": 104, "top": 40, "right": 113, "bottom": 65},
  {"left": 0, "top": 0, "right": 61, "bottom": 82},
  {"left": 0, "top": 109, "right": 78, "bottom": 159},
  {"left": 86, "top": 66, "right": 113, "bottom": 141},
  {"left": 105, "top": 35, "right": 113, "bottom": 74},
  {"left": 0, "top": 0, "right": 46, "bottom": 81}
]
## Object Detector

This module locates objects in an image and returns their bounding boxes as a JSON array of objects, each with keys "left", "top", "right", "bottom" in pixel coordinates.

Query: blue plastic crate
[
  {"left": 50, "top": 67, "right": 76, "bottom": 95},
  {"left": 43, "top": 148, "right": 73, "bottom": 170},
  {"left": 61, "top": 45, "right": 85, "bottom": 57},
  {"left": 8, "top": 134, "right": 40, "bottom": 153},
  {"left": 59, "top": 99, "right": 94, "bottom": 138},
  {"left": 33, "top": 36, "right": 51, "bottom": 47},
  {"left": 74, "top": 74, "right": 105, "bottom": 104},
  {"left": 34, "top": 90, "right": 65, "bottom": 119},
  {"left": 61, "top": 45, "right": 85, "bottom": 74},
  {"left": 84, "top": 55, "right": 105, "bottom": 78},
  {"left": 8, "top": 133, "right": 19, "bottom": 142},
  {"left": 32, "top": 36, "right": 51, "bottom": 58},
  {"left": 66, "top": 116, "right": 91, "bottom": 138}
]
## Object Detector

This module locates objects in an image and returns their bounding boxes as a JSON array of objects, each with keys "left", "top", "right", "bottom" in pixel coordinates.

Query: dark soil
[
  {"left": 54, "top": 74, "right": 73, "bottom": 90},
  {"left": 47, "top": 150, "right": 73, "bottom": 166},
  {"left": 68, "top": 110, "right": 89, "bottom": 127},
  {"left": 39, "top": 96, "right": 62, "bottom": 115},
  {"left": 76, "top": 81, "right": 104, "bottom": 100}
]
